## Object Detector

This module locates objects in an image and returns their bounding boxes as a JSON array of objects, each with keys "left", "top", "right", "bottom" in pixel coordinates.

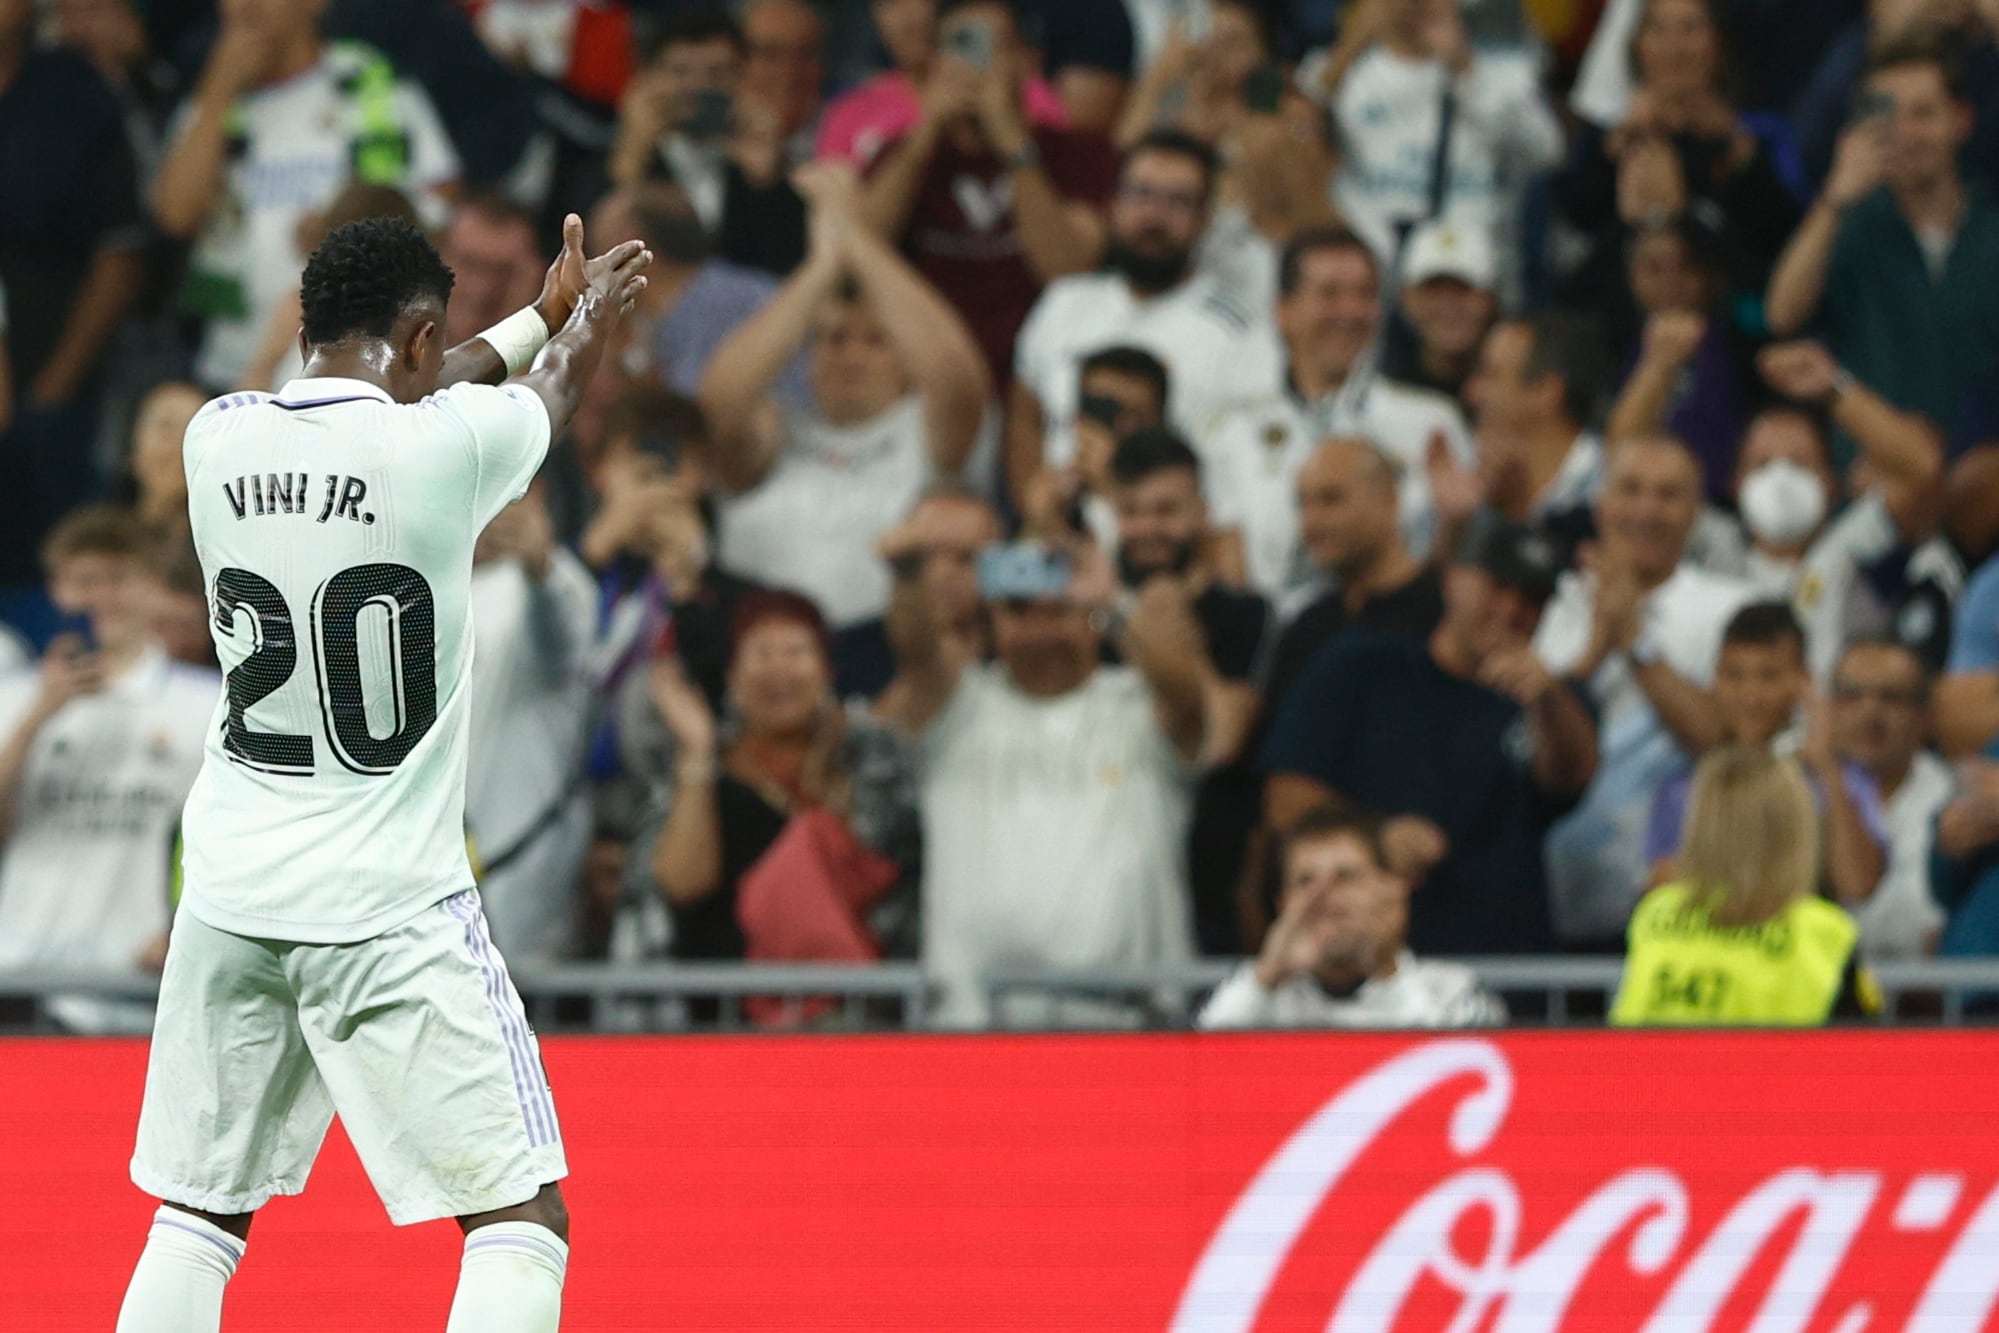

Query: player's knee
[
  {"left": 528, "top": 1183, "right": 570, "bottom": 1244},
  {"left": 163, "top": 1200, "right": 255, "bottom": 1243}
]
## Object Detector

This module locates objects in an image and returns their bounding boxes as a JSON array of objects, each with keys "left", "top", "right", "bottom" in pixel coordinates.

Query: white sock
[
  {"left": 446, "top": 1221, "right": 568, "bottom": 1332},
  {"left": 115, "top": 1205, "right": 247, "bottom": 1333}
]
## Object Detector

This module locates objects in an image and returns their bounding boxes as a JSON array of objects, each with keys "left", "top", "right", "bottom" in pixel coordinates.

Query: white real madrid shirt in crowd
[
  {"left": 178, "top": 42, "right": 460, "bottom": 389},
  {"left": 465, "top": 548, "right": 598, "bottom": 962},
  {"left": 1318, "top": 45, "right": 1561, "bottom": 291},
  {"left": 1852, "top": 750, "right": 1950, "bottom": 961},
  {"left": 177, "top": 375, "right": 550, "bottom": 943},
  {"left": 1015, "top": 268, "right": 1284, "bottom": 471},
  {"left": 1731, "top": 494, "right": 1966, "bottom": 685},
  {"left": 0, "top": 645, "right": 216, "bottom": 1029},
  {"left": 1203, "top": 364, "right": 1473, "bottom": 598},
  {"left": 717, "top": 394, "right": 947, "bottom": 628},
  {"left": 1568, "top": 0, "right": 1644, "bottom": 127},
  {"left": 1532, "top": 560, "right": 1756, "bottom": 941},
  {"left": 919, "top": 664, "right": 1197, "bottom": 1027},
  {"left": 1197, "top": 953, "right": 1506, "bottom": 1030}
]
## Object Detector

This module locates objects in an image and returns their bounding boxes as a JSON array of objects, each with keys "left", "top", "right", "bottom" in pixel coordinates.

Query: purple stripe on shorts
[
  {"left": 445, "top": 892, "right": 546, "bottom": 1146},
  {"left": 446, "top": 892, "right": 556, "bottom": 1147},
  {"left": 465, "top": 895, "right": 560, "bottom": 1146}
]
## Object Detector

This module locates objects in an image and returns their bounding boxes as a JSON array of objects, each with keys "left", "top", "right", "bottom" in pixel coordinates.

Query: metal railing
[{"left": 6, "top": 958, "right": 1999, "bottom": 1033}]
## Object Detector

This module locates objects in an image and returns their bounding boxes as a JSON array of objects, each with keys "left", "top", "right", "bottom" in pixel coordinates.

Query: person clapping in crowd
[
  {"left": 626, "top": 590, "right": 921, "bottom": 983},
  {"left": 1262, "top": 516, "right": 1599, "bottom": 956},
  {"left": 700, "top": 162, "right": 991, "bottom": 631}
]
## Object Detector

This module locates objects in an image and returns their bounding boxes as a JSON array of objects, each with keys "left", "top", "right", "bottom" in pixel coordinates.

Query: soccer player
[{"left": 114, "top": 214, "right": 651, "bottom": 1333}]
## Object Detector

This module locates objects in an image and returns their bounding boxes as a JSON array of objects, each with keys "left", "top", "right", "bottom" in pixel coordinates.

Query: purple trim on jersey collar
[
  {"left": 270, "top": 395, "right": 380, "bottom": 411},
  {"left": 273, "top": 377, "right": 394, "bottom": 409}
]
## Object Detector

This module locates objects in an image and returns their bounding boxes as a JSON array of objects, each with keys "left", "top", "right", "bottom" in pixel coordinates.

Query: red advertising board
[{"left": 7, "top": 1032, "right": 1999, "bottom": 1330}]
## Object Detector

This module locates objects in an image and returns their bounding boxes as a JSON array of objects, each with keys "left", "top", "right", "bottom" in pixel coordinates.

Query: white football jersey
[{"left": 178, "top": 375, "right": 551, "bottom": 943}]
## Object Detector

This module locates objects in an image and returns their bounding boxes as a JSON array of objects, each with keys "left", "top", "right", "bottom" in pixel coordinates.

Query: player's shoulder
[{"left": 189, "top": 390, "right": 273, "bottom": 429}]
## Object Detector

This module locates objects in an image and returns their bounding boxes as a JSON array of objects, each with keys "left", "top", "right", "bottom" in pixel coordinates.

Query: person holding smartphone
[
  {"left": 0, "top": 507, "right": 218, "bottom": 1030},
  {"left": 1767, "top": 33, "right": 1999, "bottom": 449},
  {"left": 859, "top": 0, "right": 1118, "bottom": 383},
  {"left": 608, "top": 10, "right": 809, "bottom": 277}
]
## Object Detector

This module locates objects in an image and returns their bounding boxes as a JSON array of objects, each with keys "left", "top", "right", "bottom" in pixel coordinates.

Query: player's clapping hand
[
  {"left": 533, "top": 213, "right": 592, "bottom": 331},
  {"left": 574, "top": 217, "right": 653, "bottom": 318},
  {"left": 34, "top": 634, "right": 106, "bottom": 721}
]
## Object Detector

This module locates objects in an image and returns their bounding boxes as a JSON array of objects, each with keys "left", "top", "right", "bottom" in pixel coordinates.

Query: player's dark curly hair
[{"left": 299, "top": 217, "right": 455, "bottom": 348}]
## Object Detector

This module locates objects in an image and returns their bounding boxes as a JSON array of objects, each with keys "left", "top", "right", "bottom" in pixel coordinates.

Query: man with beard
[
  {"left": 1202, "top": 226, "right": 1472, "bottom": 601},
  {"left": 880, "top": 527, "right": 1211, "bottom": 1026},
  {"left": 1103, "top": 428, "right": 1268, "bottom": 955},
  {"left": 1198, "top": 806, "right": 1505, "bottom": 1030},
  {"left": 1261, "top": 516, "right": 1598, "bottom": 956},
  {"left": 1008, "top": 129, "right": 1282, "bottom": 504}
]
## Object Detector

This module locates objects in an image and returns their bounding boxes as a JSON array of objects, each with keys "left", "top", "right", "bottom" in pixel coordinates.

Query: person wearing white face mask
[{"left": 1734, "top": 342, "right": 1954, "bottom": 683}]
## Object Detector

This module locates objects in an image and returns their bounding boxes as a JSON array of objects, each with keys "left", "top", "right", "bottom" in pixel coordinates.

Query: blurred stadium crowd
[{"left": 7, "top": 0, "right": 1999, "bottom": 1030}]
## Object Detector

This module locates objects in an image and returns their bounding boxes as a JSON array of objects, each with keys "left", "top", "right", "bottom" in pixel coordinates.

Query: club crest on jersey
[{"left": 223, "top": 473, "right": 374, "bottom": 525}]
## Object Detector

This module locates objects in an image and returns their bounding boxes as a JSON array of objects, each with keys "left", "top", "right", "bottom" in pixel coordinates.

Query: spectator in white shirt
[
  {"left": 152, "top": 0, "right": 461, "bottom": 390},
  {"left": 880, "top": 532, "right": 1211, "bottom": 1026},
  {"left": 1300, "top": 0, "right": 1562, "bottom": 298},
  {"left": 1533, "top": 434, "right": 1754, "bottom": 945},
  {"left": 1009, "top": 129, "right": 1283, "bottom": 500},
  {"left": 1199, "top": 805, "right": 1504, "bottom": 1030},
  {"left": 699, "top": 163, "right": 989, "bottom": 629},
  {"left": 0, "top": 507, "right": 218, "bottom": 1030},
  {"left": 1833, "top": 638, "right": 1951, "bottom": 959},
  {"left": 1449, "top": 310, "right": 1612, "bottom": 560},
  {"left": 1203, "top": 225, "right": 1472, "bottom": 599},
  {"left": 467, "top": 485, "right": 598, "bottom": 963}
]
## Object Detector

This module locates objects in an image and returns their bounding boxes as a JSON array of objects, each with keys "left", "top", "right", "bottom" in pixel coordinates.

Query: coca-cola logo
[{"left": 1172, "top": 1040, "right": 1999, "bottom": 1331}]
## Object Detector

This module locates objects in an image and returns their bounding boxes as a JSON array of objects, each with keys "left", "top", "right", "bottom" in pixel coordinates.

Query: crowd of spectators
[{"left": 9, "top": 0, "right": 1999, "bottom": 1030}]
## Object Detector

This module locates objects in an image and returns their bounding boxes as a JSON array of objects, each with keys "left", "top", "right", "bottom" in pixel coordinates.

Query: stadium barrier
[
  {"left": 9, "top": 1032, "right": 1999, "bottom": 1329},
  {"left": 5, "top": 957, "right": 1999, "bottom": 1032}
]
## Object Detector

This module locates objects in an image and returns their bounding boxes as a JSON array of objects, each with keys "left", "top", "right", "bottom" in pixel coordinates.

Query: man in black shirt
[
  {"left": 1101, "top": 427, "right": 1269, "bottom": 953},
  {"left": 0, "top": 2, "right": 145, "bottom": 584},
  {"left": 1262, "top": 437, "right": 1445, "bottom": 718},
  {"left": 1261, "top": 516, "right": 1598, "bottom": 955}
]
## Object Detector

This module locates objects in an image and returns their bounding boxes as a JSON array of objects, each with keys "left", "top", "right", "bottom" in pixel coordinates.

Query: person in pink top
[{"left": 816, "top": 0, "right": 1066, "bottom": 169}]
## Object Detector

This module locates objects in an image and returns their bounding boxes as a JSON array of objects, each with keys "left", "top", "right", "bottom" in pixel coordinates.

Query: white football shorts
[{"left": 131, "top": 889, "right": 566, "bottom": 1225}]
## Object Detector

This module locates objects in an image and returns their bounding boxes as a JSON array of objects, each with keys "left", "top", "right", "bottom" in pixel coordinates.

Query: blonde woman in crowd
[{"left": 1612, "top": 746, "right": 1879, "bottom": 1026}]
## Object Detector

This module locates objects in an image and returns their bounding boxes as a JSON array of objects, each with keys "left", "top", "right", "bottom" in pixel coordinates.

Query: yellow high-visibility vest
[{"left": 1611, "top": 883, "right": 1875, "bottom": 1027}]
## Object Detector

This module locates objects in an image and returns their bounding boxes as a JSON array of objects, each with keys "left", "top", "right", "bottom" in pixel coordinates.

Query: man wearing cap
[
  {"left": 878, "top": 531, "right": 1209, "bottom": 1025},
  {"left": 1202, "top": 225, "right": 1473, "bottom": 602},
  {"left": 1382, "top": 219, "right": 1501, "bottom": 411},
  {"left": 1259, "top": 516, "right": 1598, "bottom": 956}
]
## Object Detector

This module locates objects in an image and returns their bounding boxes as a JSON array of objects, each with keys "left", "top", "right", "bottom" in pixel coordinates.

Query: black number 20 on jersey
[{"left": 214, "top": 564, "right": 438, "bottom": 776}]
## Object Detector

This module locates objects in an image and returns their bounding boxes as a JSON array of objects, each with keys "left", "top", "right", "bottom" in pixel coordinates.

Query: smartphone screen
[
  {"left": 946, "top": 20, "right": 992, "bottom": 69},
  {"left": 1246, "top": 65, "right": 1284, "bottom": 116},
  {"left": 687, "top": 89, "right": 734, "bottom": 139}
]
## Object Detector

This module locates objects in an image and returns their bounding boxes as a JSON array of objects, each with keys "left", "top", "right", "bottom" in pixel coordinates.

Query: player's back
[{"left": 178, "top": 375, "right": 550, "bottom": 943}]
